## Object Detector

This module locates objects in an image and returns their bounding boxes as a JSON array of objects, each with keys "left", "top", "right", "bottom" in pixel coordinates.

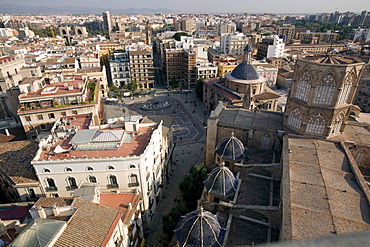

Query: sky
[{"left": 1, "top": 0, "right": 369, "bottom": 13}]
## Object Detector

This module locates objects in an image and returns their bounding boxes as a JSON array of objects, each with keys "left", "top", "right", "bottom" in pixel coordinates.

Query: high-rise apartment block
[
  {"left": 129, "top": 48, "right": 155, "bottom": 88},
  {"left": 256, "top": 35, "right": 285, "bottom": 59},
  {"left": 102, "top": 11, "right": 113, "bottom": 32},
  {"left": 220, "top": 33, "right": 250, "bottom": 55}
]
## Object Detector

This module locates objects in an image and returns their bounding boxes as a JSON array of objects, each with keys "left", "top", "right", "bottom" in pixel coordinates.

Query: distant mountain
[{"left": 0, "top": 4, "right": 176, "bottom": 15}]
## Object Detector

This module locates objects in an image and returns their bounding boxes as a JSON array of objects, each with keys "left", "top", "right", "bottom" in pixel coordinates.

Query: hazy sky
[{"left": 1, "top": 0, "right": 369, "bottom": 13}]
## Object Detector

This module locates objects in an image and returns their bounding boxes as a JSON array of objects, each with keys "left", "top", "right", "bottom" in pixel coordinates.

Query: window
[
  {"left": 107, "top": 165, "right": 115, "bottom": 170},
  {"left": 51, "top": 193, "right": 59, "bottom": 197},
  {"left": 65, "top": 167, "right": 72, "bottom": 172},
  {"left": 88, "top": 176, "right": 97, "bottom": 183},
  {"left": 25, "top": 116, "right": 31, "bottom": 121},
  {"left": 313, "top": 74, "right": 336, "bottom": 105},
  {"left": 46, "top": 178, "right": 56, "bottom": 188},
  {"left": 40, "top": 124, "right": 47, "bottom": 130},
  {"left": 37, "top": 115, "right": 44, "bottom": 120},
  {"left": 108, "top": 175, "right": 118, "bottom": 188},
  {"left": 48, "top": 113, "right": 55, "bottom": 119},
  {"left": 43, "top": 168, "right": 51, "bottom": 173},
  {"left": 128, "top": 174, "right": 139, "bottom": 187},
  {"left": 86, "top": 166, "right": 94, "bottom": 171},
  {"left": 129, "top": 164, "right": 136, "bottom": 169},
  {"left": 338, "top": 73, "right": 354, "bottom": 105},
  {"left": 72, "top": 110, "right": 78, "bottom": 115},
  {"left": 295, "top": 71, "right": 311, "bottom": 102},
  {"left": 306, "top": 113, "right": 326, "bottom": 136},
  {"left": 67, "top": 177, "right": 77, "bottom": 189},
  {"left": 287, "top": 108, "right": 302, "bottom": 131},
  {"left": 61, "top": 112, "right": 67, "bottom": 117},
  {"left": 27, "top": 188, "right": 37, "bottom": 199},
  {"left": 331, "top": 113, "right": 344, "bottom": 134}
]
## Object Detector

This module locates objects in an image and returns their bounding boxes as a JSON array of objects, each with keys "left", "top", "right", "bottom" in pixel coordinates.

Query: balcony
[
  {"left": 128, "top": 182, "right": 140, "bottom": 187},
  {"left": 45, "top": 186, "right": 58, "bottom": 192},
  {"left": 66, "top": 185, "right": 78, "bottom": 191},
  {"left": 107, "top": 184, "right": 119, "bottom": 189}
]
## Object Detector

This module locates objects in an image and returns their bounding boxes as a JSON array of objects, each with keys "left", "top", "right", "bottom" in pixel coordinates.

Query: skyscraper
[{"left": 102, "top": 11, "right": 113, "bottom": 32}]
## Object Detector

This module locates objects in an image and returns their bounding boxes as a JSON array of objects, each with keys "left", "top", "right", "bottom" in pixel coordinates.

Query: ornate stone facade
[{"left": 284, "top": 55, "right": 364, "bottom": 138}]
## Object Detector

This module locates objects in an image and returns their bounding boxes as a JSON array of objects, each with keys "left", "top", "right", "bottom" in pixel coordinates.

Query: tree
[
  {"left": 195, "top": 79, "right": 204, "bottom": 101},
  {"left": 179, "top": 163, "right": 209, "bottom": 211},
  {"left": 172, "top": 32, "right": 188, "bottom": 41},
  {"left": 169, "top": 78, "right": 179, "bottom": 89},
  {"left": 162, "top": 204, "right": 188, "bottom": 241}
]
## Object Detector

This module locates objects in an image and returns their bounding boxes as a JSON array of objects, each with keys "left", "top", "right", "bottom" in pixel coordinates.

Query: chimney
[
  {"left": 5, "top": 129, "right": 10, "bottom": 136},
  {"left": 37, "top": 207, "right": 47, "bottom": 219},
  {"left": 68, "top": 84, "right": 74, "bottom": 90},
  {"left": 52, "top": 205, "right": 60, "bottom": 216},
  {"left": 127, "top": 202, "right": 132, "bottom": 210}
]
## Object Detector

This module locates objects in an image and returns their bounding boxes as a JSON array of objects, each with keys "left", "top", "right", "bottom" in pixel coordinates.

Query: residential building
[
  {"left": 220, "top": 32, "right": 250, "bottom": 56},
  {"left": 253, "top": 62, "right": 279, "bottom": 87},
  {"left": 129, "top": 48, "right": 155, "bottom": 88},
  {"left": 0, "top": 140, "right": 42, "bottom": 203},
  {"left": 295, "top": 30, "right": 339, "bottom": 44},
  {"left": 256, "top": 35, "right": 285, "bottom": 60},
  {"left": 285, "top": 43, "right": 345, "bottom": 54},
  {"left": 351, "top": 27, "right": 370, "bottom": 42},
  {"left": 103, "top": 11, "right": 113, "bottom": 32},
  {"left": 277, "top": 25, "right": 296, "bottom": 40},
  {"left": 355, "top": 76, "right": 370, "bottom": 112},
  {"left": 31, "top": 113, "right": 174, "bottom": 226},
  {"left": 110, "top": 49, "right": 131, "bottom": 88},
  {"left": 17, "top": 74, "right": 103, "bottom": 139},
  {"left": 196, "top": 63, "right": 218, "bottom": 80},
  {"left": 0, "top": 56, "right": 25, "bottom": 92},
  {"left": 217, "top": 59, "right": 238, "bottom": 78}
]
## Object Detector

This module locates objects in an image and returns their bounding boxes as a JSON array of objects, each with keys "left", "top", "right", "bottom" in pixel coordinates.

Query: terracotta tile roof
[
  {"left": 0, "top": 56, "right": 15, "bottom": 64},
  {"left": 100, "top": 193, "right": 140, "bottom": 224},
  {"left": 254, "top": 87, "right": 281, "bottom": 101},
  {"left": 54, "top": 198, "right": 119, "bottom": 247},
  {"left": 33, "top": 197, "right": 120, "bottom": 247},
  {"left": 205, "top": 79, "right": 242, "bottom": 102},
  {"left": 0, "top": 141, "right": 39, "bottom": 184}
]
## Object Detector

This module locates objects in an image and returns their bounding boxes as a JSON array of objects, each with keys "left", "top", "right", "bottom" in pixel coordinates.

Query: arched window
[
  {"left": 128, "top": 174, "right": 139, "bottom": 187},
  {"left": 129, "top": 164, "right": 136, "bottom": 169},
  {"left": 306, "top": 113, "right": 326, "bottom": 136},
  {"left": 86, "top": 166, "right": 94, "bottom": 171},
  {"left": 295, "top": 71, "right": 311, "bottom": 102},
  {"left": 65, "top": 167, "right": 72, "bottom": 172},
  {"left": 314, "top": 74, "right": 336, "bottom": 105},
  {"left": 46, "top": 178, "right": 56, "bottom": 190},
  {"left": 107, "top": 165, "right": 115, "bottom": 170},
  {"left": 88, "top": 176, "right": 97, "bottom": 183},
  {"left": 355, "top": 151, "right": 365, "bottom": 166},
  {"left": 338, "top": 73, "right": 354, "bottom": 105},
  {"left": 287, "top": 108, "right": 302, "bottom": 131},
  {"left": 331, "top": 113, "right": 344, "bottom": 134},
  {"left": 43, "top": 168, "right": 51, "bottom": 173},
  {"left": 67, "top": 177, "right": 77, "bottom": 189},
  {"left": 108, "top": 175, "right": 118, "bottom": 188}
]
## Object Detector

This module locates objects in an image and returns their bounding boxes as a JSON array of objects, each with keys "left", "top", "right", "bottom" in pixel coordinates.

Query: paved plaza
[{"left": 103, "top": 90, "right": 208, "bottom": 246}]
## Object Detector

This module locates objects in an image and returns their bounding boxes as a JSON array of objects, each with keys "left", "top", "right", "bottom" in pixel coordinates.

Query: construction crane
[{"left": 49, "top": 26, "right": 56, "bottom": 46}]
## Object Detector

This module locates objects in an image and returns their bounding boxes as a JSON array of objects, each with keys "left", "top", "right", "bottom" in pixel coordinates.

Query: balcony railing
[
  {"left": 107, "top": 184, "right": 119, "bottom": 189},
  {"left": 66, "top": 185, "right": 78, "bottom": 191},
  {"left": 45, "top": 186, "right": 58, "bottom": 192},
  {"left": 128, "top": 182, "right": 139, "bottom": 187}
]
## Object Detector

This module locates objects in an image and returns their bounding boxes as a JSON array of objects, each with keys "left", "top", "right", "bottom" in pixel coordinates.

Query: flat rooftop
[{"left": 284, "top": 137, "right": 370, "bottom": 241}]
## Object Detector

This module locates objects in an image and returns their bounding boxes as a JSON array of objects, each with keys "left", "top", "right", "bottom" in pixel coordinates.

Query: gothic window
[
  {"left": 355, "top": 151, "right": 365, "bottom": 166},
  {"left": 295, "top": 71, "right": 311, "bottom": 102},
  {"left": 306, "top": 113, "right": 326, "bottom": 136},
  {"left": 338, "top": 73, "right": 354, "bottom": 105},
  {"left": 287, "top": 108, "right": 302, "bottom": 131},
  {"left": 314, "top": 74, "right": 336, "bottom": 105},
  {"left": 331, "top": 113, "right": 344, "bottom": 134}
]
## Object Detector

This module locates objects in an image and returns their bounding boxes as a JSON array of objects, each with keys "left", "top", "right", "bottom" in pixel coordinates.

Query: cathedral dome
[
  {"left": 204, "top": 163, "right": 238, "bottom": 197},
  {"left": 230, "top": 63, "right": 260, "bottom": 80},
  {"left": 174, "top": 207, "right": 226, "bottom": 247},
  {"left": 215, "top": 133, "right": 247, "bottom": 161}
]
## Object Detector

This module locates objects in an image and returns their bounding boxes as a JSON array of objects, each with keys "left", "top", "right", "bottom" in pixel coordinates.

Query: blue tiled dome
[
  {"left": 174, "top": 207, "right": 226, "bottom": 247},
  {"left": 204, "top": 163, "right": 238, "bottom": 197},
  {"left": 230, "top": 63, "right": 260, "bottom": 80},
  {"left": 215, "top": 133, "right": 247, "bottom": 161}
]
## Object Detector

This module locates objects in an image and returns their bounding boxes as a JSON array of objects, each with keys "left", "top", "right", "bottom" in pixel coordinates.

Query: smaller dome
[
  {"left": 204, "top": 163, "right": 238, "bottom": 197},
  {"left": 215, "top": 133, "right": 247, "bottom": 161},
  {"left": 174, "top": 207, "right": 226, "bottom": 247}
]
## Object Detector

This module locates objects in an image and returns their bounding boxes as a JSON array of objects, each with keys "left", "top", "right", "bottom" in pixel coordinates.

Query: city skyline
[{"left": 0, "top": 0, "right": 368, "bottom": 14}]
